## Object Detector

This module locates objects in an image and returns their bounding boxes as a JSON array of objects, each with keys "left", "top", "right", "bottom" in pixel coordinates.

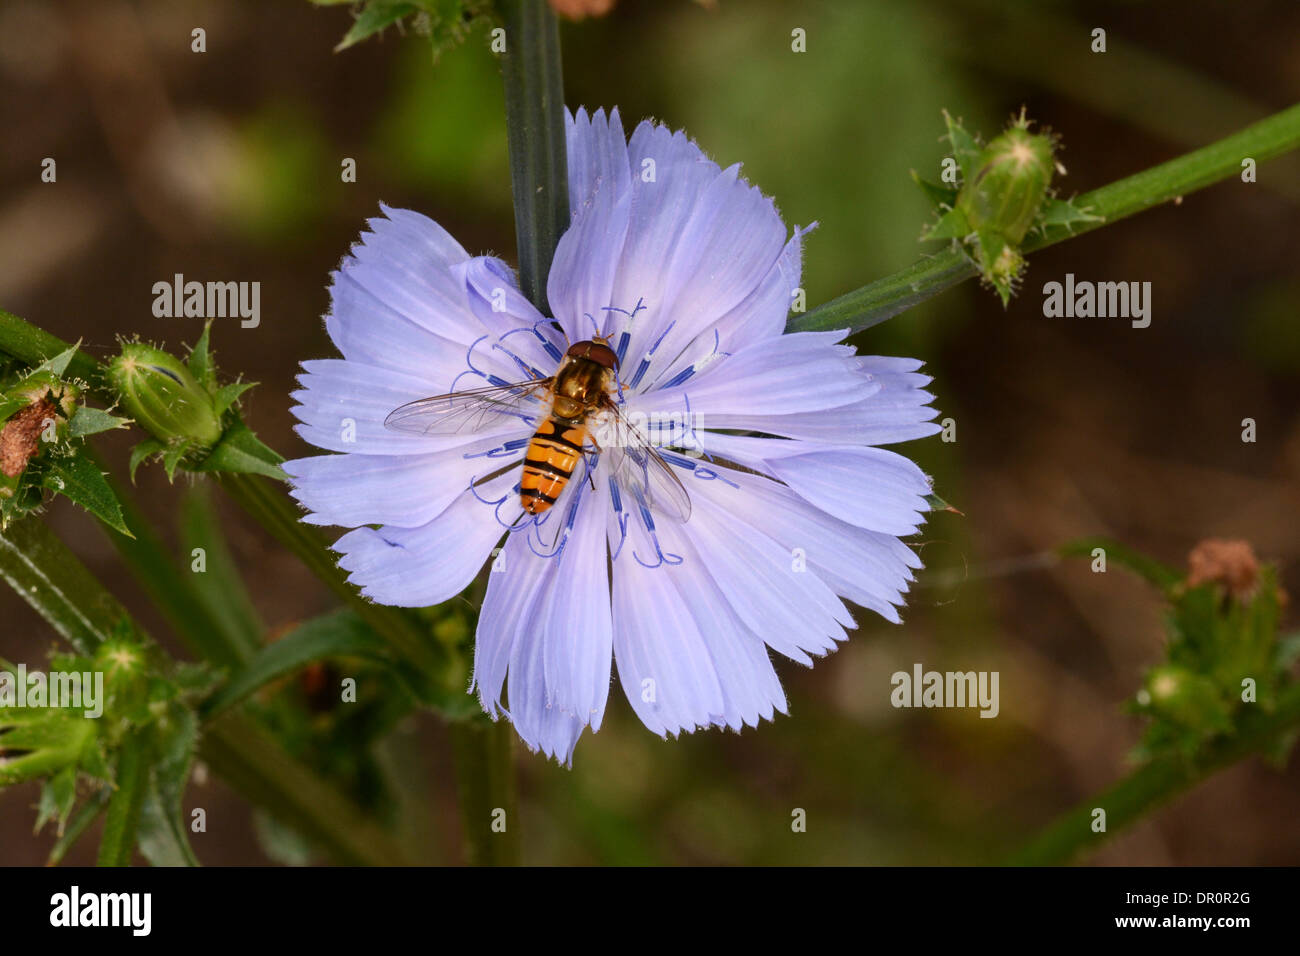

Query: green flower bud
[
  {"left": 1143, "top": 665, "right": 1228, "bottom": 731},
  {"left": 109, "top": 343, "right": 222, "bottom": 448},
  {"left": 957, "top": 121, "right": 1056, "bottom": 246},
  {"left": 93, "top": 637, "right": 149, "bottom": 711}
]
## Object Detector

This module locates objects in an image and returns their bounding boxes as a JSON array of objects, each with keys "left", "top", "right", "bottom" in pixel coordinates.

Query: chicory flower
[{"left": 286, "top": 108, "right": 941, "bottom": 763}]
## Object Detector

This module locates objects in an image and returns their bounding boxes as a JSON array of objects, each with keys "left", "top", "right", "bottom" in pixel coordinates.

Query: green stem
[
  {"left": 1008, "top": 681, "right": 1300, "bottom": 865},
  {"left": 476, "top": 0, "right": 570, "bottom": 868},
  {"left": 0, "top": 519, "right": 126, "bottom": 656},
  {"left": 97, "top": 730, "right": 148, "bottom": 867},
  {"left": 498, "top": 0, "right": 569, "bottom": 314},
  {"left": 217, "top": 472, "right": 447, "bottom": 680},
  {"left": 96, "top": 459, "right": 258, "bottom": 669},
  {"left": 0, "top": 309, "right": 102, "bottom": 383},
  {"left": 790, "top": 100, "right": 1300, "bottom": 334},
  {"left": 449, "top": 719, "right": 520, "bottom": 865}
]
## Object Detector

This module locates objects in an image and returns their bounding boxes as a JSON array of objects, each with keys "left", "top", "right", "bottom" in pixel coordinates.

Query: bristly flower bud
[
  {"left": 108, "top": 343, "right": 222, "bottom": 449},
  {"left": 957, "top": 117, "right": 1057, "bottom": 249}
]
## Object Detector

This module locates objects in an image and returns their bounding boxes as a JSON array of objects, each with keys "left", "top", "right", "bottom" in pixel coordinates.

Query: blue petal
[
  {"left": 634, "top": 330, "right": 878, "bottom": 417},
  {"left": 284, "top": 434, "right": 512, "bottom": 529},
  {"left": 696, "top": 433, "right": 931, "bottom": 536},
  {"left": 331, "top": 482, "right": 508, "bottom": 607},
  {"left": 473, "top": 476, "right": 613, "bottom": 765},
  {"left": 693, "top": 466, "right": 923, "bottom": 624},
  {"left": 549, "top": 108, "right": 632, "bottom": 342},
  {"left": 612, "top": 514, "right": 787, "bottom": 735},
  {"left": 289, "top": 359, "right": 524, "bottom": 455}
]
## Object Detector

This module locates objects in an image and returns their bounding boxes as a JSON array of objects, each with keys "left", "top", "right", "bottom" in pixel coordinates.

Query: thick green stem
[
  {"left": 0, "top": 518, "right": 125, "bottom": 656},
  {"left": 790, "top": 101, "right": 1300, "bottom": 334},
  {"left": 449, "top": 718, "right": 519, "bottom": 866},
  {"left": 1009, "top": 681, "right": 1300, "bottom": 865},
  {"left": 498, "top": 0, "right": 569, "bottom": 314},
  {"left": 0, "top": 309, "right": 102, "bottom": 383}
]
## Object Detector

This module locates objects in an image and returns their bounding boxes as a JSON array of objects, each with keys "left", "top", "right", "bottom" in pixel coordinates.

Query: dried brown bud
[
  {"left": 0, "top": 398, "right": 57, "bottom": 478},
  {"left": 1186, "top": 538, "right": 1260, "bottom": 602}
]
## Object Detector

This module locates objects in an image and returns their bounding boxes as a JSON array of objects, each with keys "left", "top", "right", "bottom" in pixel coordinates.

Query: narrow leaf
[{"left": 203, "top": 609, "right": 386, "bottom": 719}]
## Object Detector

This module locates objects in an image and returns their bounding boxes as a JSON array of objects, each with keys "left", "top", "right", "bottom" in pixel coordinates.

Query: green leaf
[
  {"left": 0, "top": 707, "right": 96, "bottom": 785},
  {"left": 97, "top": 730, "right": 148, "bottom": 867},
  {"left": 136, "top": 707, "right": 200, "bottom": 867},
  {"left": 47, "top": 788, "right": 109, "bottom": 865},
  {"left": 0, "top": 395, "right": 26, "bottom": 424},
  {"left": 942, "top": 109, "right": 981, "bottom": 182},
  {"left": 195, "top": 421, "right": 286, "bottom": 481},
  {"left": 35, "top": 765, "right": 79, "bottom": 834},
  {"left": 336, "top": 2, "right": 418, "bottom": 51},
  {"left": 162, "top": 442, "right": 189, "bottom": 481},
  {"left": 68, "top": 406, "right": 129, "bottom": 438},
  {"left": 203, "top": 609, "right": 386, "bottom": 719},
  {"left": 213, "top": 380, "right": 256, "bottom": 418},
  {"left": 186, "top": 322, "right": 215, "bottom": 391},
  {"left": 180, "top": 487, "right": 263, "bottom": 663},
  {"left": 43, "top": 454, "right": 132, "bottom": 537},
  {"left": 924, "top": 492, "right": 963, "bottom": 514},
  {"left": 128, "top": 438, "right": 165, "bottom": 482},
  {"left": 910, "top": 169, "right": 960, "bottom": 209},
  {"left": 921, "top": 207, "right": 970, "bottom": 241},
  {"left": 1036, "top": 196, "right": 1105, "bottom": 232},
  {"left": 32, "top": 344, "right": 80, "bottom": 381}
]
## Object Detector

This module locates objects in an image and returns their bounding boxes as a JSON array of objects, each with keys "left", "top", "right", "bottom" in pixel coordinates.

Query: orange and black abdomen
[{"left": 520, "top": 417, "right": 586, "bottom": 514}]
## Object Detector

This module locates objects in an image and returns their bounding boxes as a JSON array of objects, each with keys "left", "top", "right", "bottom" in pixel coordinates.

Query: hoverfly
[{"left": 383, "top": 335, "right": 692, "bottom": 523}]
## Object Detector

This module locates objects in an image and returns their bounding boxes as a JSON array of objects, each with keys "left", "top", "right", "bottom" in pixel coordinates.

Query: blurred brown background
[{"left": 1, "top": 0, "right": 1298, "bottom": 864}]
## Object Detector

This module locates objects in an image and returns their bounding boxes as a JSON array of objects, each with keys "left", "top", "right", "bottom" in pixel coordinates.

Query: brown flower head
[{"left": 1186, "top": 538, "right": 1260, "bottom": 602}]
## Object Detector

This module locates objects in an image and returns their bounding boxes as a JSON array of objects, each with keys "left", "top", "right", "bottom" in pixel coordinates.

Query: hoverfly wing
[
  {"left": 600, "top": 403, "right": 692, "bottom": 523},
  {"left": 383, "top": 378, "right": 552, "bottom": 436}
]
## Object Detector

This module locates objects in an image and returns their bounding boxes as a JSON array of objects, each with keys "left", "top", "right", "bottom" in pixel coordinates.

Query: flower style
[{"left": 286, "top": 108, "right": 941, "bottom": 764}]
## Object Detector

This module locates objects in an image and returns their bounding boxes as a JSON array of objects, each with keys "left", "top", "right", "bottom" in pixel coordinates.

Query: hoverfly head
[{"left": 566, "top": 336, "right": 619, "bottom": 371}]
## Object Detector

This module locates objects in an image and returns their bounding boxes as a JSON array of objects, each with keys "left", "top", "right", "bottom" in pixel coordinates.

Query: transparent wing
[
  {"left": 383, "top": 378, "right": 551, "bottom": 436},
  {"left": 599, "top": 403, "right": 692, "bottom": 523}
]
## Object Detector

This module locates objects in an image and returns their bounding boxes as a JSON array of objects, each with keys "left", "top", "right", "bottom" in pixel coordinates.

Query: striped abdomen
[{"left": 520, "top": 417, "right": 587, "bottom": 514}]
